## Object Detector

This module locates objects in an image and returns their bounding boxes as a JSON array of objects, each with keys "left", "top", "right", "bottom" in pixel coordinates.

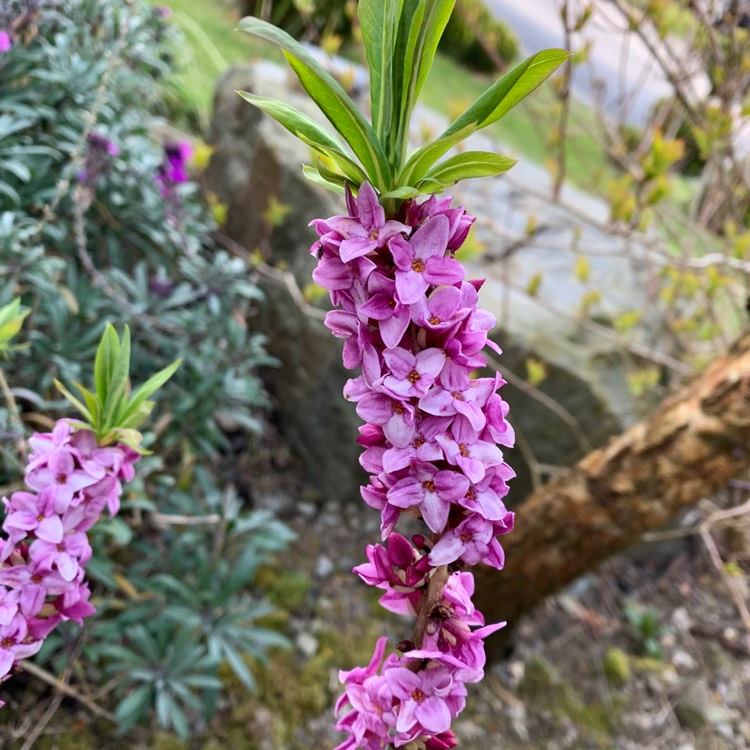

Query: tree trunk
[{"left": 476, "top": 331, "right": 750, "bottom": 636}]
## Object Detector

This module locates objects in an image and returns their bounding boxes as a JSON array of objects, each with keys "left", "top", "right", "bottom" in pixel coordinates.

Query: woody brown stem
[{"left": 411, "top": 564, "right": 450, "bottom": 650}]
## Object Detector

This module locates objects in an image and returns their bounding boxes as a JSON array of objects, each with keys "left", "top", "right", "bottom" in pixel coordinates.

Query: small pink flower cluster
[
  {"left": 312, "top": 183, "right": 515, "bottom": 749},
  {"left": 0, "top": 420, "right": 138, "bottom": 702}
]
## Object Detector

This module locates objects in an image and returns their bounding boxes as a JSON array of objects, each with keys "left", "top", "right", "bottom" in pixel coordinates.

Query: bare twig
[
  {"left": 151, "top": 511, "right": 222, "bottom": 526},
  {"left": 20, "top": 660, "right": 117, "bottom": 725},
  {"left": 0, "top": 367, "right": 26, "bottom": 462},
  {"left": 699, "top": 525, "right": 750, "bottom": 651},
  {"left": 214, "top": 231, "right": 327, "bottom": 321}
]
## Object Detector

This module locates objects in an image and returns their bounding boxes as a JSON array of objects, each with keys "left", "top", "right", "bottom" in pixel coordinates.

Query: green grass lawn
[{"left": 153, "top": 0, "right": 613, "bottom": 189}]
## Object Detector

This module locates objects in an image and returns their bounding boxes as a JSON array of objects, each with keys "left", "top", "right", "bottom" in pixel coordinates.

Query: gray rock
[
  {"left": 314, "top": 554, "right": 334, "bottom": 578},
  {"left": 673, "top": 680, "right": 733, "bottom": 730},
  {"left": 295, "top": 631, "right": 319, "bottom": 659}
]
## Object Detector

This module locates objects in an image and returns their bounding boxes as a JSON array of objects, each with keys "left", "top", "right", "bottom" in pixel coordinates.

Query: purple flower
[
  {"left": 0, "top": 31, "right": 11, "bottom": 53},
  {"left": 316, "top": 182, "right": 516, "bottom": 746},
  {"left": 385, "top": 664, "right": 455, "bottom": 736},
  {"left": 390, "top": 215, "right": 465, "bottom": 305},
  {"left": 387, "top": 461, "right": 469, "bottom": 534},
  {"left": 429, "top": 514, "right": 504, "bottom": 568},
  {"left": 328, "top": 183, "right": 410, "bottom": 264},
  {"left": 420, "top": 367, "right": 499, "bottom": 432},
  {"left": 359, "top": 273, "right": 412, "bottom": 349},
  {"left": 436, "top": 418, "right": 505, "bottom": 484},
  {"left": 409, "top": 285, "right": 470, "bottom": 338},
  {"left": 3, "top": 487, "right": 63, "bottom": 546},
  {"left": 25, "top": 449, "right": 98, "bottom": 513},
  {"left": 381, "top": 347, "right": 446, "bottom": 400},
  {"left": 382, "top": 415, "right": 450, "bottom": 473}
]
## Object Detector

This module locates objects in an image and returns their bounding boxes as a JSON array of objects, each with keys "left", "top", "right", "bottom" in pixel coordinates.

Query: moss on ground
[{"left": 519, "top": 654, "right": 619, "bottom": 743}]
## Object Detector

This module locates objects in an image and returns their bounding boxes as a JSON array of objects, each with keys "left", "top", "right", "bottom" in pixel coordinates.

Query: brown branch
[
  {"left": 476, "top": 331, "right": 750, "bottom": 642},
  {"left": 411, "top": 564, "right": 450, "bottom": 650},
  {"left": 20, "top": 661, "right": 117, "bottom": 723}
]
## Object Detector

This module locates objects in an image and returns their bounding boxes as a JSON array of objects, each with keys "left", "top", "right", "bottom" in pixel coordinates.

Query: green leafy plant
[
  {"left": 238, "top": 1, "right": 568, "bottom": 197},
  {"left": 55, "top": 324, "right": 181, "bottom": 452},
  {"left": 0, "top": 1, "right": 291, "bottom": 738},
  {"left": 624, "top": 602, "right": 668, "bottom": 660}
]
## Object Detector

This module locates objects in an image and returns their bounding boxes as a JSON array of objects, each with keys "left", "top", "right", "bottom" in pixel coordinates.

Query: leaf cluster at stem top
[
  {"left": 238, "top": 1, "right": 569, "bottom": 202},
  {"left": 55, "top": 323, "right": 180, "bottom": 452}
]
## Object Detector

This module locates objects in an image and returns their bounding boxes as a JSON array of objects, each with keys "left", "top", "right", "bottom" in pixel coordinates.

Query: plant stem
[{"left": 411, "top": 564, "right": 450, "bottom": 649}]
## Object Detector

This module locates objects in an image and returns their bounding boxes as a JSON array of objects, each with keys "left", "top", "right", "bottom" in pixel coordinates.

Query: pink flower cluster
[
  {"left": 0, "top": 420, "right": 138, "bottom": 702},
  {"left": 311, "top": 183, "right": 516, "bottom": 749}
]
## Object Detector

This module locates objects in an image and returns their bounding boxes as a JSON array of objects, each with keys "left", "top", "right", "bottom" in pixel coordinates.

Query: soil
[
  {"left": 2, "top": 431, "right": 749, "bottom": 750},
  {"left": 251, "top": 440, "right": 750, "bottom": 750}
]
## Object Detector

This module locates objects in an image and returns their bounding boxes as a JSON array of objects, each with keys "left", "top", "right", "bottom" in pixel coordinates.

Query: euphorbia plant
[
  {"left": 0, "top": 323, "right": 179, "bottom": 701},
  {"left": 239, "top": 4, "right": 567, "bottom": 747}
]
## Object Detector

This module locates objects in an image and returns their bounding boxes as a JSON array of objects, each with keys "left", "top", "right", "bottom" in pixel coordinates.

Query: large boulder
[
  {"left": 206, "top": 62, "right": 672, "bottom": 504},
  {"left": 206, "top": 64, "right": 366, "bottom": 502}
]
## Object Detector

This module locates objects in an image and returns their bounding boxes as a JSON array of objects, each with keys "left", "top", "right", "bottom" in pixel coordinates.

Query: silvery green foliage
[{"left": 0, "top": 0, "right": 290, "bottom": 736}]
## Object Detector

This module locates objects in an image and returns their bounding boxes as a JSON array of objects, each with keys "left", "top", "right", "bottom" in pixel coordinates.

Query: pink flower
[
  {"left": 381, "top": 347, "right": 446, "bottom": 400},
  {"left": 387, "top": 461, "right": 469, "bottom": 534},
  {"left": 390, "top": 216, "right": 465, "bottom": 305},
  {"left": 0, "top": 31, "right": 11, "bottom": 53},
  {"left": 26, "top": 449, "right": 98, "bottom": 512},
  {"left": 329, "top": 183, "right": 410, "bottom": 264},
  {"left": 358, "top": 273, "right": 412, "bottom": 350},
  {"left": 429, "top": 514, "right": 504, "bottom": 568}
]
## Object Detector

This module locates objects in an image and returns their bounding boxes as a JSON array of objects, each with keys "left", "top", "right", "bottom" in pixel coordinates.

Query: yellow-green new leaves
[
  {"left": 55, "top": 324, "right": 180, "bottom": 453},
  {"left": 0, "top": 298, "right": 30, "bottom": 356}
]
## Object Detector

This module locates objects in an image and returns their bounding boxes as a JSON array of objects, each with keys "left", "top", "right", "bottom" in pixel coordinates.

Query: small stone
[
  {"left": 738, "top": 719, "right": 750, "bottom": 742},
  {"left": 507, "top": 660, "right": 525, "bottom": 687},
  {"left": 315, "top": 554, "right": 334, "bottom": 578},
  {"left": 297, "top": 501, "right": 317, "bottom": 519},
  {"left": 673, "top": 680, "right": 730, "bottom": 730},
  {"left": 671, "top": 606, "right": 692, "bottom": 633},
  {"left": 295, "top": 632, "right": 319, "bottom": 659},
  {"left": 672, "top": 648, "right": 697, "bottom": 671}
]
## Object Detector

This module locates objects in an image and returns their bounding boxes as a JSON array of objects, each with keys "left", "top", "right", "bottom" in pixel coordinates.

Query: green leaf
[
  {"left": 115, "top": 685, "right": 154, "bottom": 734},
  {"left": 94, "top": 323, "right": 119, "bottom": 408},
  {"left": 238, "top": 17, "right": 391, "bottom": 190},
  {"left": 236, "top": 91, "right": 350, "bottom": 158},
  {"left": 116, "top": 358, "right": 181, "bottom": 428},
  {"left": 283, "top": 51, "right": 391, "bottom": 190},
  {"left": 103, "top": 326, "right": 131, "bottom": 428},
  {"left": 398, "top": 123, "right": 476, "bottom": 186},
  {"left": 443, "top": 49, "right": 570, "bottom": 137},
  {"left": 54, "top": 380, "right": 92, "bottom": 424},
  {"left": 315, "top": 158, "right": 351, "bottom": 188},
  {"left": 0, "top": 298, "right": 30, "bottom": 354},
  {"left": 314, "top": 145, "right": 369, "bottom": 185},
  {"left": 78, "top": 384, "right": 102, "bottom": 428},
  {"left": 359, "top": 0, "right": 404, "bottom": 143},
  {"left": 393, "top": 0, "right": 455, "bottom": 166},
  {"left": 381, "top": 185, "right": 419, "bottom": 200},
  {"left": 420, "top": 151, "right": 517, "bottom": 187},
  {"left": 302, "top": 164, "right": 346, "bottom": 194},
  {"left": 222, "top": 645, "right": 256, "bottom": 690}
]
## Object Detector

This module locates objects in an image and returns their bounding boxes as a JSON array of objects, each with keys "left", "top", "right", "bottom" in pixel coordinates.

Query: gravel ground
[{"left": 254, "top": 453, "right": 750, "bottom": 750}]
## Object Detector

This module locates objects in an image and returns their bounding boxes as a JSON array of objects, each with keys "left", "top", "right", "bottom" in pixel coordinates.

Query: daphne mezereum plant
[
  {"left": 0, "top": 320, "right": 179, "bottom": 705},
  {"left": 239, "top": 4, "right": 566, "bottom": 748}
]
